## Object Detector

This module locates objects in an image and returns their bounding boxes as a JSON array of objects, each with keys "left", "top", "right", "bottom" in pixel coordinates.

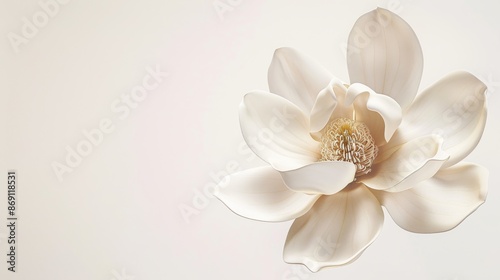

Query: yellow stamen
[{"left": 320, "top": 118, "right": 378, "bottom": 177}]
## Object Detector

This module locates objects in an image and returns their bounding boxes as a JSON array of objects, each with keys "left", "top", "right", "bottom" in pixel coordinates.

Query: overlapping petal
[
  {"left": 309, "top": 78, "right": 351, "bottom": 133},
  {"left": 214, "top": 167, "right": 321, "bottom": 222},
  {"left": 361, "top": 135, "right": 449, "bottom": 192},
  {"left": 389, "top": 71, "right": 487, "bottom": 168},
  {"left": 283, "top": 184, "right": 383, "bottom": 272},
  {"left": 279, "top": 161, "right": 356, "bottom": 195},
  {"left": 345, "top": 83, "right": 402, "bottom": 144},
  {"left": 373, "top": 163, "right": 488, "bottom": 233},
  {"left": 347, "top": 8, "right": 423, "bottom": 111},
  {"left": 239, "top": 91, "right": 320, "bottom": 171},
  {"left": 268, "top": 47, "right": 334, "bottom": 113},
  {"left": 218, "top": 7, "right": 489, "bottom": 272}
]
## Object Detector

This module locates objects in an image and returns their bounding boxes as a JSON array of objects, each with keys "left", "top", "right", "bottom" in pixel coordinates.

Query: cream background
[{"left": 1, "top": 0, "right": 499, "bottom": 279}]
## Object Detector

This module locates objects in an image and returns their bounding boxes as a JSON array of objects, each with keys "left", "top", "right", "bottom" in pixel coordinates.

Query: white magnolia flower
[{"left": 215, "top": 8, "right": 488, "bottom": 272}]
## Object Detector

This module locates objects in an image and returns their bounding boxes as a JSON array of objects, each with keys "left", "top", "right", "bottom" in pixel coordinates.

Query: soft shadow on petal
[
  {"left": 268, "top": 47, "right": 334, "bottom": 114},
  {"left": 239, "top": 91, "right": 320, "bottom": 171},
  {"left": 309, "top": 78, "right": 351, "bottom": 133},
  {"left": 214, "top": 166, "right": 321, "bottom": 222},
  {"left": 361, "top": 135, "right": 449, "bottom": 192},
  {"left": 283, "top": 184, "right": 383, "bottom": 272},
  {"left": 345, "top": 83, "right": 402, "bottom": 144},
  {"left": 373, "top": 163, "right": 488, "bottom": 233},
  {"left": 389, "top": 71, "right": 487, "bottom": 168},
  {"left": 347, "top": 8, "right": 423, "bottom": 111},
  {"left": 279, "top": 161, "right": 356, "bottom": 195}
]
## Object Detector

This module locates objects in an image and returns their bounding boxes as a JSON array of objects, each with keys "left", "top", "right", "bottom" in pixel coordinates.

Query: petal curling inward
[
  {"left": 268, "top": 47, "right": 334, "bottom": 113},
  {"left": 345, "top": 83, "right": 402, "bottom": 144},
  {"left": 374, "top": 163, "right": 488, "bottom": 233},
  {"left": 347, "top": 8, "right": 423, "bottom": 111},
  {"left": 279, "top": 161, "right": 356, "bottom": 195},
  {"left": 283, "top": 184, "right": 383, "bottom": 272},
  {"left": 361, "top": 135, "right": 449, "bottom": 192},
  {"left": 239, "top": 91, "right": 320, "bottom": 171},
  {"left": 389, "top": 71, "right": 487, "bottom": 168},
  {"left": 214, "top": 166, "right": 321, "bottom": 222},
  {"left": 309, "top": 78, "right": 351, "bottom": 133}
]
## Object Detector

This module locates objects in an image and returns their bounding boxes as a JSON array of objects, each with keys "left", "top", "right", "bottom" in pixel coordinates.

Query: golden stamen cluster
[{"left": 320, "top": 118, "right": 378, "bottom": 177}]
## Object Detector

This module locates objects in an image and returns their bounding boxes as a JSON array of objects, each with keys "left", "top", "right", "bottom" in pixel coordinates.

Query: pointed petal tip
[
  {"left": 283, "top": 239, "right": 377, "bottom": 272},
  {"left": 283, "top": 258, "right": 321, "bottom": 273},
  {"left": 283, "top": 186, "right": 383, "bottom": 270}
]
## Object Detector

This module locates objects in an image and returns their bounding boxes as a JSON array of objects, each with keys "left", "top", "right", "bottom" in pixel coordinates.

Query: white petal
[
  {"left": 390, "top": 71, "right": 487, "bottom": 168},
  {"left": 239, "top": 91, "right": 320, "bottom": 171},
  {"left": 283, "top": 184, "right": 383, "bottom": 272},
  {"left": 309, "top": 78, "right": 351, "bottom": 133},
  {"left": 268, "top": 47, "right": 334, "bottom": 113},
  {"left": 347, "top": 8, "right": 423, "bottom": 111},
  {"left": 345, "top": 83, "right": 402, "bottom": 144},
  {"left": 374, "top": 163, "right": 488, "bottom": 233},
  {"left": 361, "top": 135, "right": 449, "bottom": 192},
  {"left": 214, "top": 167, "right": 321, "bottom": 222},
  {"left": 279, "top": 161, "right": 356, "bottom": 195}
]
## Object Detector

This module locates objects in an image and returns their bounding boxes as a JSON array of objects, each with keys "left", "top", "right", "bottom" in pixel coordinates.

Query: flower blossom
[{"left": 215, "top": 8, "right": 488, "bottom": 272}]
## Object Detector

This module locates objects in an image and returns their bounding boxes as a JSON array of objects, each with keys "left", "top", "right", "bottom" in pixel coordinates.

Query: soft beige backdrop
[{"left": 1, "top": 0, "right": 499, "bottom": 279}]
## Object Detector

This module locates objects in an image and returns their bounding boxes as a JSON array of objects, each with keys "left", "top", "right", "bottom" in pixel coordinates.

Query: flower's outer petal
[
  {"left": 214, "top": 167, "right": 321, "bottom": 222},
  {"left": 279, "top": 161, "right": 356, "bottom": 195},
  {"left": 388, "top": 71, "right": 487, "bottom": 168},
  {"left": 347, "top": 8, "right": 423, "bottom": 111},
  {"left": 268, "top": 47, "right": 334, "bottom": 113},
  {"left": 309, "top": 78, "right": 352, "bottom": 133},
  {"left": 373, "top": 163, "right": 488, "bottom": 233},
  {"left": 239, "top": 91, "right": 320, "bottom": 171},
  {"left": 362, "top": 135, "right": 449, "bottom": 192},
  {"left": 283, "top": 184, "right": 383, "bottom": 272},
  {"left": 345, "top": 83, "right": 402, "bottom": 144}
]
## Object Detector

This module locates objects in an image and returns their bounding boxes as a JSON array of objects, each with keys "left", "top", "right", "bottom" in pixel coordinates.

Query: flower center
[{"left": 319, "top": 118, "right": 378, "bottom": 177}]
